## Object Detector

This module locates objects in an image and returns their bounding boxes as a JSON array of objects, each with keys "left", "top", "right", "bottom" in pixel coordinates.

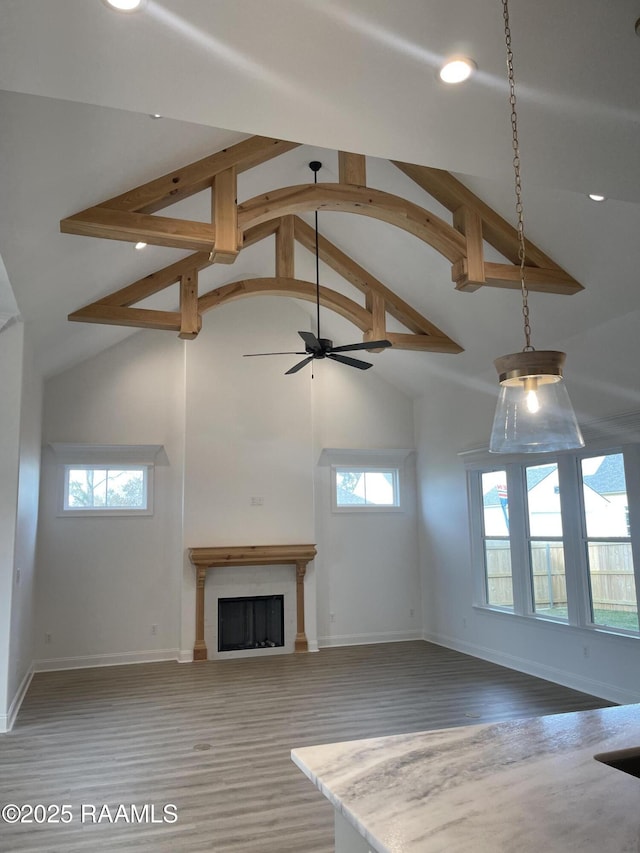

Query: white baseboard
[
  {"left": 0, "top": 664, "right": 34, "bottom": 733},
  {"left": 319, "top": 629, "right": 422, "bottom": 649},
  {"left": 34, "top": 649, "right": 181, "bottom": 672},
  {"left": 422, "top": 631, "right": 640, "bottom": 706}
]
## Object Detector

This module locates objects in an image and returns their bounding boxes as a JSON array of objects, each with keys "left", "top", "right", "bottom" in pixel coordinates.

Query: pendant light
[{"left": 489, "top": 0, "right": 584, "bottom": 454}]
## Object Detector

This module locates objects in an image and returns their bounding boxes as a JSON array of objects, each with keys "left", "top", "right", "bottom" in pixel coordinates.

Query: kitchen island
[{"left": 292, "top": 704, "right": 640, "bottom": 852}]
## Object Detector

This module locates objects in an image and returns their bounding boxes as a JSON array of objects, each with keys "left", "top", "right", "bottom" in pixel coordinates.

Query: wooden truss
[{"left": 61, "top": 136, "right": 582, "bottom": 349}]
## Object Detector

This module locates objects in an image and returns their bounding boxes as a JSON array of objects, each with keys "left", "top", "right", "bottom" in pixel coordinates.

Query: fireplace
[
  {"left": 189, "top": 545, "right": 316, "bottom": 660},
  {"left": 218, "top": 595, "right": 285, "bottom": 652}
]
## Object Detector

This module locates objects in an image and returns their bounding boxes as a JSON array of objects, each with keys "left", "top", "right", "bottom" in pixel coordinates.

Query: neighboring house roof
[
  {"left": 525, "top": 465, "right": 557, "bottom": 491},
  {"left": 583, "top": 454, "right": 626, "bottom": 497},
  {"left": 484, "top": 455, "right": 626, "bottom": 509}
]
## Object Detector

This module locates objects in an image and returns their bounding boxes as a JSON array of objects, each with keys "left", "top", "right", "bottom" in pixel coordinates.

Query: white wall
[
  {"left": 0, "top": 322, "right": 42, "bottom": 731},
  {"left": 181, "top": 297, "right": 316, "bottom": 657},
  {"left": 414, "top": 359, "right": 640, "bottom": 705},
  {"left": 34, "top": 295, "right": 422, "bottom": 669},
  {"left": 8, "top": 329, "right": 42, "bottom": 723},
  {"left": 0, "top": 322, "right": 25, "bottom": 730},
  {"left": 312, "top": 363, "right": 420, "bottom": 647},
  {"left": 37, "top": 330, "right": 185, "bottom": 667}
]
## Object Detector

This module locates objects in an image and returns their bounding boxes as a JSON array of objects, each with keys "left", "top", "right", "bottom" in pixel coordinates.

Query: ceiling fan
[{"left": 244, "top": 161, "right": 391, "bottom": 375}]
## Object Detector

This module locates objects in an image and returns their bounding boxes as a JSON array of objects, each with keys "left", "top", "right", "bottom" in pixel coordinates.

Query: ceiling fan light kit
[
  {"left": 243, "top": 161, "right": 391, "bottom": 375},
  {"left": 489, "top": 0, "right": 583, "bottom": 454}
]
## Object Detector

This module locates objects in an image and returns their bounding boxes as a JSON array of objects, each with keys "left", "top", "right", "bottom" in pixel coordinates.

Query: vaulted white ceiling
[{"left": 1, "top": 0, "right": 639, "bottom": 400}]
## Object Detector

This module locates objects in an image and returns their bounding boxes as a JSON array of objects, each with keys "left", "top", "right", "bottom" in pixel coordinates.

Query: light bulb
[
  {"left": 525, "top": 388, "right": 540, "bottom": 413},
  {"left": 523, "top": 376, "right": 540, "bottom": 413}
]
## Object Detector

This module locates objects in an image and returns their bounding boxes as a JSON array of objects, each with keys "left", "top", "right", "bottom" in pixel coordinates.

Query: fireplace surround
[{"left": 188, "top": 544, "right": 316, "bottom": 661}]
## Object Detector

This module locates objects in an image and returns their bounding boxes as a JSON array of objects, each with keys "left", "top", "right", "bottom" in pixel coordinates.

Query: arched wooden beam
[
  {"left": 198, "top": 277, "right": 371, "bottom": 332},
  {"left": 237, "top": 183, "right": 466, "bottom": 264}
]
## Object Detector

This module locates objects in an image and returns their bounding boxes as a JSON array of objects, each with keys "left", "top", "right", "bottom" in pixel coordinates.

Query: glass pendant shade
[{"left": 489, "top": 350, "right": 584, "bottom": 453}]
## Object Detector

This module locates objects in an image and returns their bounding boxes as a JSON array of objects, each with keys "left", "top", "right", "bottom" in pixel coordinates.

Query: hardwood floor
[{"left": 1, "top": 642, "right": 613, "bottom": 852}]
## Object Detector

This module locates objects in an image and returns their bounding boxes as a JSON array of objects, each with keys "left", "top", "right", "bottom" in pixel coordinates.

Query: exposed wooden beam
[
  {"left": 179, "top": 269, "right": 201, "bottom": 340},
  {"left": 452, "top": 205, "right": 485, "bottom": 291},
  {"left": 383, "top": 332, "right": 463, "bottom": 354},
  {"left": 68, "top": 304, "right": 182, "bottom": 331},
  {"left": 392, "top": 160, "right": 566, "bottom": 272},
  {"left": 338, "top": 152, "right": 366, "bottom": 186},
  {"left": 275, "top": 216, "right": 295, "bottom": 278},
  {"left": 198, "top": 277, "right": 371, "bottom": 332},
  {"left": 71, "top": 221, "right": 280, "bottom": 333},
  {"left": 450, "top": 260, "right": 582, "bottom": 294},
  {"left": 482, "top": 262, "right": 583, "bottom": 294},
  {"left": 210, "top": 167, "right": 239, "bottom": 264},
  {"left": 196, "top": 277, "right": 459, "bottom": 352},
  {"left": 239, "top": 183, "right": 466, "bottom": 263},
  {"left": 293, "top": 216, "right": 461, "bottom": 345},
  {"left": 98, "top": 252, "right": 211, "bottom": 307},
  {"left": 93, "top": 136, "right": 300, "bottom": 214},
  {"left": 61, "top": 208, "right": 216, "bottom": 251},
  {"left": 242, "top": 218, "right": 280, "bottom": 249},
  {"left": 365, "top": 292, "right": 387, "bottom": 352}
]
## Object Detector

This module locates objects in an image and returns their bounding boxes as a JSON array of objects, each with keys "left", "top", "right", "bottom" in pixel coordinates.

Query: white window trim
[
  {"left": 50, "top": 444, "right": 162, "bottom": 518},
  {"left": 320, "top": 448, "right": 414, "bottom": 514},
  {"left": 331, "top": 465, "right": 402, "bottom": 513},
  {"left": 464, "top": 431, "right": 640, "bottom": 639}
]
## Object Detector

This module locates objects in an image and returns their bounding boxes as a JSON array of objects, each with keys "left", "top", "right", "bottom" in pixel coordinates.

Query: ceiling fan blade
[
  {"left": 328, "top": 353, "right": 373, "bottom": 370},
  {"left": 329, "top": 340, "right": 392, "bottom": 354},
  {"left": 243, "top": 351, "right": 307, "bottom": 357},
  {"left": 285, "top": 356, "right": 314, "bottom": 375},
  {"left": 298, "top": 330, "right": 321, "bottom": 351}
]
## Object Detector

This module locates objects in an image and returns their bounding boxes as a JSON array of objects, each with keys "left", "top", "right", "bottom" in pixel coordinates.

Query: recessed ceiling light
[
  {"left": 134, "top": 242, "right": 147, "bottom": 250},
  {"left": 588, "top": 193, "right": 606, "bottom": 202},
  {"left": 103, "top": 0, "right": 144, "bottom": 12},
  {"left": 439, "top": 57, "right": 476, "bottom": 84},
  {"left": 149, "top": 114, "right": 162, "bottom": 120}
]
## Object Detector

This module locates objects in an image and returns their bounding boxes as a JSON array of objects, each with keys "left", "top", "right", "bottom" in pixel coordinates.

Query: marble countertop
[{"left": 292, "top": 704, "right": 640, "bottom": 852}]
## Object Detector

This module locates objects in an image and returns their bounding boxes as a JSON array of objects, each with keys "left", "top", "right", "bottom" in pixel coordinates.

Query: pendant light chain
[{"left": 503, "top": 0, "right": 533, "bottom": 352}]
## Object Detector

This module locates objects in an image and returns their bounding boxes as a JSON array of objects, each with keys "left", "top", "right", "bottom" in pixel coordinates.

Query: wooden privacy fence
[{"left": 485, "top": 542, "right": 637, "bottom": 611}]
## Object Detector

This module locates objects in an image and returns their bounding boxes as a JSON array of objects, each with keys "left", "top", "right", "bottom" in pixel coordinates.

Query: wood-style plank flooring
[{"left": 0, "top": 642, "right": 614, "bottom": 852}]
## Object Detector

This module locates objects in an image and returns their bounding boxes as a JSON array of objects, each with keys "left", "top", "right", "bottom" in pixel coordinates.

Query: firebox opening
[{"left": 218, "top": 595, "right": 285, "bottom": 652}]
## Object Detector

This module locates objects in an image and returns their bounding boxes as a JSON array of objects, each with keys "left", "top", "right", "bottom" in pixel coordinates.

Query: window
[
  {"left": 580, "top": 454, "right": 638, "bottom": 632},
  {"left": 526, "top": 462, "right": 567, "bottom": 620},
  {"left": 333, "top": 467, "right": 400, "bottom": 510},
  {"left": 480, "top": 470, "right": 513, "bottom": 609},
  {"left": 64, "top": 466, "right": 150, "bottom": 513},
  {"left": 51, "top": 443, "right": 161, "bottom": 517},
  {"left": 467, "top": 442, "right": 640, "bottom": 638}
]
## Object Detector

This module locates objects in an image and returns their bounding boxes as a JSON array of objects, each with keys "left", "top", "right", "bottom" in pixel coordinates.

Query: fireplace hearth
[{"left": 218, "top": 595, "right": 284, "bottom": 652}]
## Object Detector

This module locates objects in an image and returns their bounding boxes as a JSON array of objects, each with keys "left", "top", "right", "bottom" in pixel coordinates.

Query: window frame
[
  {"left": 331, "top": 464, "right": 402, "bottom": 513},
  {"left": 50, "top": 443, "right": 161, "bottom": 519},
  {"left": 61, "top": 463, "right": 153, "bottom": 517},
  {"left": 523, "top": 461, "right": 568, "bottom": 623},
  {"left": 466, "top": 441, "right": 640, "bottom": 639}
]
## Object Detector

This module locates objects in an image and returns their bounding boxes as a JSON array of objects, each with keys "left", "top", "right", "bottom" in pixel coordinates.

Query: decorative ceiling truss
[{"left": 61, "top": 136, "right": 582, "bottom": 350}]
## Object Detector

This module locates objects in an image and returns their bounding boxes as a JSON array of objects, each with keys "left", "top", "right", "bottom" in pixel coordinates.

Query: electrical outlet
[
  {"left": 15, "top": 567, "right": 21, "bottom": 585},
  {"left": 151, "top": 624, "right": 158, "bottom": 636},
  {"left": 250, "top": 496, "right": 264, "bottom": 506},
  {"left": 44, "top": 633, "right": 52, "bottom": 644},
  {"left": 463, "top": 617, "right": 467, "bottom": 629},
  {"left": 330, "top": 612, "right": 335, "bottom": 623},
  {"left": 583, "top": 645, "right": 589, "bottom": 659},
  {"left": 409, "top": 608, "right": 415, "bottom": 618}
]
